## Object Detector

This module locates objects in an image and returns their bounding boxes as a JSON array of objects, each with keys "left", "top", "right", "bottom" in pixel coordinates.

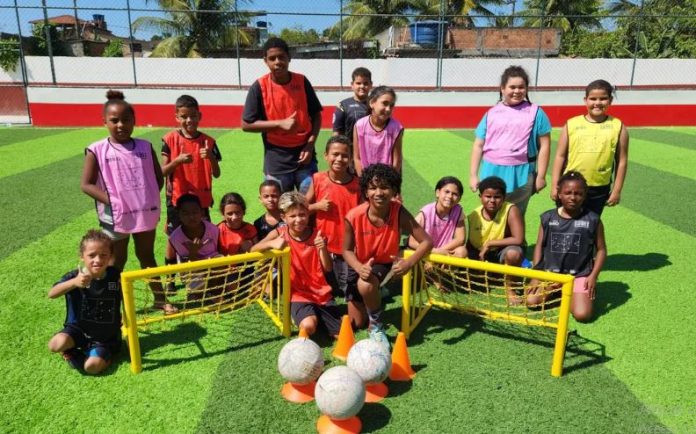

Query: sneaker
[
  {"left": 369, "top": 325, "right": 391, "bottom": 352},
  {"left": 62, "top": 349, "right": 85, "bottom": 370}
]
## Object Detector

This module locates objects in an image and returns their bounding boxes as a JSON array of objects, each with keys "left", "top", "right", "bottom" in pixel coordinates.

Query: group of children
[{"left": 48, "top": 36, "right": 628, "bottom": 374}]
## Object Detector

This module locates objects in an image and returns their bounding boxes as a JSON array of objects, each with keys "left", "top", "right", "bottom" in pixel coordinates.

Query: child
[
  {"left": 253, "top": 180, "right": 284, "bottom": 241},
  {"left": 48, "top": 230, "right": 121, "bottom": 374},
  {"left": 252, "top": 192, "right": 341, "bottom": 338},
  {"left": 168, "top": 194, "right": 220, "bottom": 262},
  {"left": 80, "top": 90, "right": 175, "bottom": 314},
  {"left": 343, "top": 164, "right": 432, "bottom": 345},
  {"left": 218, "top": 192, "right": 257, "bottom": 255},
  {"left": 161, "top": 94, "right": 222, "bottom": 269},
  {"left": 529, "top": 172, "right": 606, "bottom": 322},
  {"left": 333, "top": 67, "right": 372, "bottom": 142},
  {"left": 550, "top": 79, "right": 629, "bottom": 216},
  {"left": 469, "top": 65, "right": 551, "bottom": 217},
  {"left": 305, "top": 135, "right": 361, "bottom": 296},
  {"left": 467, "top": 176, "right": 525, "bottom": 266},
  {"left": 241, "top": 37, "right": 323, "bottom": 194},
  {"left": 353, "top": 86, "right": 404, "bottom": 177},
  {"left": 409, "top": 176, "right": 467, "bottom": 257}
]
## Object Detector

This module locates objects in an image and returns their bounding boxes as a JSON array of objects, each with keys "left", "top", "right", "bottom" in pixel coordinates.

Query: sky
[{"left": 0, "top": 1, "right": 526, "bottom": 40}]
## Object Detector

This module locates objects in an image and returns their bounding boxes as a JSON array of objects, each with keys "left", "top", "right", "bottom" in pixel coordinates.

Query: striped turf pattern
[{"left": 0, "top": 127, "right": 693, "bottom": 433}]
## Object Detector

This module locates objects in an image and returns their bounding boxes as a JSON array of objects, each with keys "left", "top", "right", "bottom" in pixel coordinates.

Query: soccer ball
[
  {"left": 346, "top": 338, "right": 392, "bottom": 384},
  {"left": 315, "top": 366, "right": 366, "bottom": 420},
  {"left": 277, "top": 338, "right": 324, "bottom": 385}
]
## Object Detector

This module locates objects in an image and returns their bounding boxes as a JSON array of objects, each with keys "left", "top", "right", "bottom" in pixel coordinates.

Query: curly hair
[
  {"left": 359, "top": 163, "right": 401, "bottom": 197},
  {"left": 79, "top": 229, "right": 113, "bottom": 254}
]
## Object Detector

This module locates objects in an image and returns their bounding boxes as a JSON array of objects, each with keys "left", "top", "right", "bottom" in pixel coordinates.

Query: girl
[
  {"left": 169, "top": 194, "right": 220, "bottom": 262},
  {"left": 353, "top": 86, "right": 404, "bottom": 177},
  {"left": 252, "top": 192, "right": 341, "bottom": 338},
  {"left": 218, "top": 192, "right": 258, "bottom": 255},
  {"left": 529, "top": 172, "right": 607, "bottom": 322},
  {"left": 469, "top": 65, "right": 552, "bottom": 217},
  {"left": 409, "top": 176, "right": 467, "bottom": 257},
  {"left": 48, "top": 230, "right": 121, "bottom": 375},
  {"left": 306, "top": 135, "right": 361, "bottom": 296},
  {"left": 80, "top": 90, "right": 176, "bottom": 314},
  {"left": 551, "top": 79, "right": 629, "bottom": 216},
  {"left": 343, "top": 164, "right": 432, "bottom": 346}
]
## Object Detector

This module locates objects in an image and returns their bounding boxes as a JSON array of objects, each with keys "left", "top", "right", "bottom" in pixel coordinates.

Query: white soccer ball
[
  {"left": 277, "top": 338, "right": 324, "bottom": 385},
  {"left": 315, "top": 366, "right": 366, "bottom": 419},
  {"left": 346, "top": 338, "right": 392, "bottom": 384}
]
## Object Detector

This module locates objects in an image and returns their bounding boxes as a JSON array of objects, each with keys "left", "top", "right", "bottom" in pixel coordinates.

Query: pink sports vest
[
  {"left": 88, "top": 138, "right": 161, "bottom": 233},
  {"left": 420, "top": 202, "right": 462, "bottom": 249},
  {"left": 355, "top": 116, "right": 403, "bottom": 168},
  {"left": 169, "top": 220, "right": 220, "bottom": 260},
  {"left": 483, "top": 101, "right": 538, "bottom": 165}
]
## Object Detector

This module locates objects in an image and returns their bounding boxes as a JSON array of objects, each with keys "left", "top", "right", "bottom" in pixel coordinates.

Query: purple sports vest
[
  {"left": 420, "top": 202, "right": 462, "bottom": 249},
  {"left": 88, "top": 138, "right": 161, "bottom": 233},
  {"left": 483, "top": 101, "right": 538, "bottom": 165},
  {"left": 355, "top": 116, "right": 403, "bottom": 168}
]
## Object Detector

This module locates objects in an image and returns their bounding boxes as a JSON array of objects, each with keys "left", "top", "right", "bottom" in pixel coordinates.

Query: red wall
[{"left": 29, "top": 102, "right": 696, "bottom": 128}]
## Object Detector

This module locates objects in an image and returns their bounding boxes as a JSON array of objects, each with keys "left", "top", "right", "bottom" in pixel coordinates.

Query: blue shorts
[{"left": 60, "top": 324, "right": 121, "bottom": 361}]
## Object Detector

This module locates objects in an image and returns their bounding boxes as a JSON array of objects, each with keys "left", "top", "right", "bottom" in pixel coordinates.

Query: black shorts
[
  {"left": 166, "top": 204, "right": 212, "bottom": 235},
  {"left": 345, "top": 262, "right": 392, "bottom": 303},
  {"left": 291, "top": 301, "right": 342, "bottom": 336},
  {"left": 60, "top": 324, "right": 121, "bottom": 361}
]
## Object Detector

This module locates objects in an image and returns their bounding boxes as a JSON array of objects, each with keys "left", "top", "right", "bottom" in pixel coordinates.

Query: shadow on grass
[
  {"left": 602, "top": 252, "right": 671, "bottom": 272},
  {"left": 359, "top": 402, "right": 392, "bottom": 432},
  {"left": 137, "top": 320, "right": 284, "bottom": 371},
  {"left": 591, "top": 280, "right": 631, "bottom": 323}
]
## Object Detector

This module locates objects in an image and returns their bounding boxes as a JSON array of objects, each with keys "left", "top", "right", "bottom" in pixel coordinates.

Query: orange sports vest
[
  {"left": 312, "top": 171, "right": 361, "bottom": 255},
  {"left": 217, "top": 222, "right": 257, "bottom": 255},
  {"left": 278, "top": 226, "right": 332, "bottom": 305},
  {"left": 345, "top": 201, "right": 401, "bottom": 264},
  {"left": 163, "top": 131, "right": 216, "bottom": 208},
  {"left": 259, "top": 72, "right": 312, "bottom": 147}
]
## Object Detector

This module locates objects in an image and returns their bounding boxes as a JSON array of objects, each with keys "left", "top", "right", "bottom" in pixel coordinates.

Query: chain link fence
[{"left": 1, "top": 1, "right": 695, "bottom": 90}]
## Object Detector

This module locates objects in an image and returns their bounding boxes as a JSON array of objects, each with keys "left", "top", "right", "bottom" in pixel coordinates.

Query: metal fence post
[
  {"left": 436, "top": 0, "right": 445, "bottom": 90},
  {"left": 14, "top": 0, "right": 32, "bottom": 123},
  {"left": 534, "top": 12, "right": 543, "bottom": 87},
  {"left": 126, "top": 0, "right": 138, "bottom": 87},
  {"left": 629, "top": 0, "right": 645, "bottom": 88},
  {"left": 41, "top": 0, "right": 56, "bottom": 84},
  {"left": 339, "top": 0, "right": 344, "bottom": 90},
  {"left": 234, "top": 1, "right": 242, "bottom": 89}
]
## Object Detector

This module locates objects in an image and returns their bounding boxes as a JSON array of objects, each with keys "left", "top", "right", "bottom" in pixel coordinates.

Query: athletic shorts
[
  {"left": 345, "top": 262, "right": 392, "bottom": 303},
  {"left": 468, "top": 245, "right": 524, "bottom": 264},
  {"left": 291, "top": 301, "right": 342, "bottom": 336},
  {"left": 59, "top": 324, "right": 121, "bottom": 361}
]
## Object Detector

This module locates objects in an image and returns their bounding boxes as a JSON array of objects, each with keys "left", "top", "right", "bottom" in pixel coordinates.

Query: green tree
[
  {"left": 337, "top": 0, "right": 423, "bottom": 40},
  {"left": 102, "top": 39, "right": 124, "bottom": 57},
  {"left": 0, "top": 38, "right": 20, "bottom": 72},
  {"left": 277, "top": 27, "right": 321, "bottom": 45},
  {"left": 520, "top": 0, "right": 603, "bottom": 31},
  {"left": 416, "top": 0, "right": 508, "bottom": 27},
  {"left": 133, "top": 0, "right": 253, "bottom": 58},
  {"left": 30, "top": 23, "right": 68, "bottom": 56}
]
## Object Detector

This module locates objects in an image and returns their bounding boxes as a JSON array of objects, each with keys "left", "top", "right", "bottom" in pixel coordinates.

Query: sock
[{"left": 367, "top": 307, "right": 384, "bottom": 330}]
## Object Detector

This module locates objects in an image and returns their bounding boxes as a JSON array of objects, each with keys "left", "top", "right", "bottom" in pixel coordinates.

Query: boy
[
  {"left": 254, "top": 179, "right": 284, "bottom": 241},
  {"left": 467, "top": 176, "right": 525, "bottom": 302},
  {"left": 242, "top": 37, "right": 322, "bottom": 194},
  {"left": 343, "top": 164, "right": 432, "bottom": 345},
  {"left": 48, "top": 230, "right": 121, "bottom": 375},
  {"left": 332, "top": 67, "right": 372, "bottom": 142},
  {"left": 305, "top": 135, "right": 361, "bottom": 297},
  {"left": 161, "top": 95, "right": 222, "bottom": 271},
  {"left": 252, "top": 192, "right": 341, "bottom": 338}
]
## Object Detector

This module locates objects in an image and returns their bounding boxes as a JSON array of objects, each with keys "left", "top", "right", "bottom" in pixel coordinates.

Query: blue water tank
[{"left": 408, "top": 20, "right": 445, "bottom": 47}]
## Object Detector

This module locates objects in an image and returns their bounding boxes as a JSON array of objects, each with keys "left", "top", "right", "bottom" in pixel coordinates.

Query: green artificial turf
[{"left": 0, "top": 127, "right": 694, "bottom": 433}]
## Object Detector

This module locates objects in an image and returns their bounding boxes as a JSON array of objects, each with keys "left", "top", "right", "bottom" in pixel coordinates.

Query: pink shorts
[{"left": 573, "top": 276, "right": 588, "bottom": 294}]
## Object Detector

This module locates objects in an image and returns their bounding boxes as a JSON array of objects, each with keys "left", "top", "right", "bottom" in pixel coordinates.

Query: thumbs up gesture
[
  {"left": 316, "top": 195, "right": 332, "bottom": 212},
  {"left": 314, "top": 230, "right": 327, "bottom": 250},
  {"left": 278, "top": 111, "right": 297, "bottom": 131},
  {"left": 358, "top": 257, "right": 374, "bottom": 281}
]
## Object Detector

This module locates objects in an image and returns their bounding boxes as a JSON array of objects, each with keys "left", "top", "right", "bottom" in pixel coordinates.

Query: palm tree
[
  {"left": 133, "top": 0, "right": 253, "bottom": 57},
  {"left": 520, "top": 0, "right": 603, "bottom": 31},
  {"left": 338, "top": 0, "right": 423, "bottom": 40},
  {"left": 416, "top": 0, "right": 508, "bottom": 27}
]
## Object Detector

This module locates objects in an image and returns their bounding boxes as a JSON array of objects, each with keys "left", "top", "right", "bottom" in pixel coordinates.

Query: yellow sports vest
[
  {"left": 565, "top": 115, "right": 623, "bottom": 186},
  {"left": 467, "top": 202, "right": 513, "bottom": 250}
]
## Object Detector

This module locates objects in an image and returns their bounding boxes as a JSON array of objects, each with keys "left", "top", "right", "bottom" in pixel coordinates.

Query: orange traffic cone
[
  {"left": 298, "top": 327, "right": 309, "bottom": 338},
  {"left": 332, "top": 315, "right": 354, "bottom": 361},
  {"left": 364, "top": 382, "right": 388, "bottom": 402},
  {"left": 317, "top": 415, "right": 362, "bottom": 434},
  {"left": 389, "top": 332, "right": 416, "bottom": 381},
  {"left": 281, "top": 381, "right": 316, "bottom": 403}
]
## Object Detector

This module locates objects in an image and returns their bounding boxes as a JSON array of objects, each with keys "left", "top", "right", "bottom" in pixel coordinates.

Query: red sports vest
[{"left": 259, "top": 73, "right": 312, "bottom": 147}]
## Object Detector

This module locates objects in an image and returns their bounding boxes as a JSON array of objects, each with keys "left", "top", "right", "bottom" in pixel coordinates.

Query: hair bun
[{"left": 106, "top": 89, "right": 125, "bottom": 101}]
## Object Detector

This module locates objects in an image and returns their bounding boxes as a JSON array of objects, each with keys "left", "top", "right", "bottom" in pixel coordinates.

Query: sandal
[{"left": 153, "top": 302, "right": 179, "bottom": 315}]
